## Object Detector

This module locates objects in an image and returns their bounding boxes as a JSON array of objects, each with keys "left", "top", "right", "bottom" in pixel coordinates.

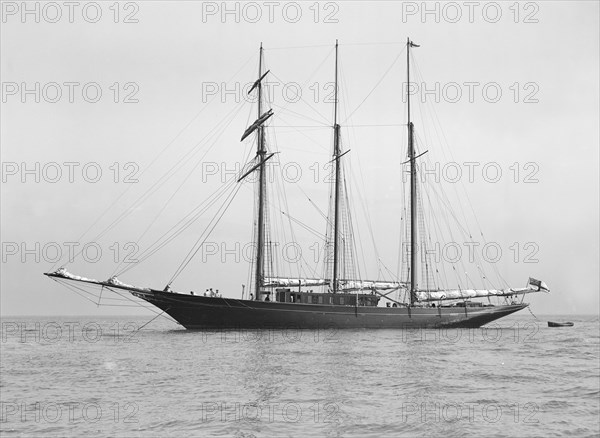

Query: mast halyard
[
  {"left": 407, "top": 37, "right": 418, "bottom": 305},
  {"left": 332, "top": 39, "right": 341, "bottom": 294},
  {"left": 255, "top": 43, "right": 266, "bottom": 300}
]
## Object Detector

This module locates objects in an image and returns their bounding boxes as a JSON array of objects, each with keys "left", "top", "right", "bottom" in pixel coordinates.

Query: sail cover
[
  {"left": 240, "top": 109, "right": 274, "bottom": 141},
  {"left": 50, "top": 267, "right": 98, "bottom": 283},
  {"left": 47, "top": 268, "right": 151, "bottom": 292},
  {"left": 338, "top": 280, "right": 404, "bottom": 291},
  {"left": 263, "top": 277, "right": 329, "bottom": 287},
  {"left": 415, "top": 283, "right": 549, "bottom": 302},
  {"left": 263, "top": 277, "right": 404, "bottom": 290}
]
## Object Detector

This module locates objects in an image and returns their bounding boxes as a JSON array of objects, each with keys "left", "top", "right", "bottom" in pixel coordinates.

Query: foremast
[
  {"left": 236, "top": 44, "right": 275, "bottom": 300},
  {"left": 255, "top": 43, "right": 266, "bottom": 301}
]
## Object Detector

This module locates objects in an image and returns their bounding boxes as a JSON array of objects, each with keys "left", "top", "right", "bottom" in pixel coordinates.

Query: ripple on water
[{"left": 1, "top": 315, "right": 598, "bottom": 437}]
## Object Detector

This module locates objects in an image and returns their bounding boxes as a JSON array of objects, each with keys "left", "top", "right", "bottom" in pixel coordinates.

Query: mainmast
[
  {"left": 332, "top": 39, "right": 341, "bottom": 294},
  {"left": 255, "top": 43, "right": 266, "bottom": 300},
  {"left": 407, "top": 38, "right": 418, "bottom": 305}
]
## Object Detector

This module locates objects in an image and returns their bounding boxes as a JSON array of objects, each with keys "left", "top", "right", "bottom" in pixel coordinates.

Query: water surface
[{"left": 1, "top": 314, "right": 598, "bottom": 437}]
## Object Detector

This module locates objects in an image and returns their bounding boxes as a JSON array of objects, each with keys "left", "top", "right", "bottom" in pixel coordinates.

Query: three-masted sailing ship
[{"left": 46, "top": 39, "right": 549, "bottom": 329}]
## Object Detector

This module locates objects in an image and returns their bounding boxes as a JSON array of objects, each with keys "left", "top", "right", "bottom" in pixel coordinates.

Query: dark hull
[{"left": 131, "top": 290, "right": 527, "bottom": 329}]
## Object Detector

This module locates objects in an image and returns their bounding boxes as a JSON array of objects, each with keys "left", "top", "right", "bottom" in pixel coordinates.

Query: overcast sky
[{"left": 1, "top": 1, "right": 598, "bottom": 316}]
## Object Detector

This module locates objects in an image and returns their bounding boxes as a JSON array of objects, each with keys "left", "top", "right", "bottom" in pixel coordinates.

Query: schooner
[{"left": 46, "top": 39, "right": 549, "bottom": 329}]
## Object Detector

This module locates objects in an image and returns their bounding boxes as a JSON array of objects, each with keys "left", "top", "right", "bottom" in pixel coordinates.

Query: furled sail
[
  {"left": 240, "top": 109, "right": 274, "bottom": 141},
  {"left": 248, "top": 69, "right": 270, "bottom": 94},
  {"left": 263, "top": 277, "right": 405, "bottom": 291},
  {"left": 338, "top": 280, "right": 405, "bottom": 291},
  {"left": 415, "top": 279, "right": 549, "bottom": 302},
  {"left": 50, "top": 267, "right": 98, "bottom": 283},
  {"left": 47, "top": 268, "right": 151, "bottom": 292},
  {"left": 263, "top": 277, "right": 329, "bottom": 287}
]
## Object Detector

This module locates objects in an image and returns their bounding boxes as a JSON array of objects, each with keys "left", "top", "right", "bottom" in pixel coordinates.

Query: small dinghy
[{"left": 548, "top": 321, "right": 574, "bottom": 327}]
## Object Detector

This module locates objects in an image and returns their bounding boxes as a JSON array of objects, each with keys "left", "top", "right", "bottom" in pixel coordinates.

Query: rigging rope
[
  {"left": 52, "top": 54, "right": 256, "bottom": 270},
  {"left": 168, "top": 180, "right": 244, "bottom": 285},
  {"left": 342, "top": 46, "right": 406, "bottom": 124}
]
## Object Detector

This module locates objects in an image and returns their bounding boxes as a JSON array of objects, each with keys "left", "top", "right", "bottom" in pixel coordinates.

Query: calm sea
[{"left": 1, "top": 313, "right": 598, "bottom": 437}]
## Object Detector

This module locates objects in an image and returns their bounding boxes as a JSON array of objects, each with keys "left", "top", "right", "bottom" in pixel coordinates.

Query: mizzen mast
[
  {"left": 407, "top": 37, "right": 419, "bottom": 305},
  {"left": 332, "top": 39, "right": 341, "bottom": 294}
]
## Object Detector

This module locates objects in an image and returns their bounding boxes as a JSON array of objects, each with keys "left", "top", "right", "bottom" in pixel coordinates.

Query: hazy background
[{"left": 1, "top": 1, "right": 598, "bottom": 316}]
